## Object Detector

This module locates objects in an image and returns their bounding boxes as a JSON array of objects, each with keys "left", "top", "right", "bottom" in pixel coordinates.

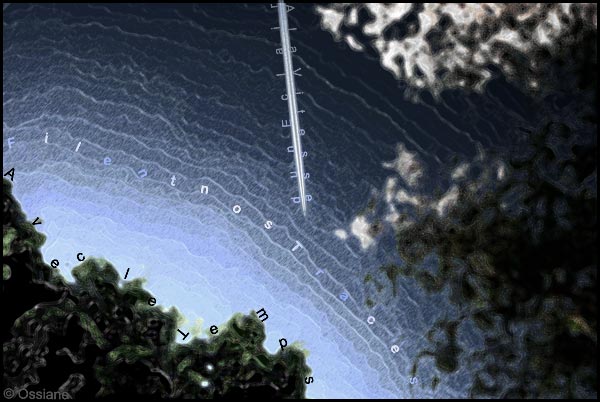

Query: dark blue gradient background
[{"left": 3, "top": 3, "right": 539, "bottom": 398}]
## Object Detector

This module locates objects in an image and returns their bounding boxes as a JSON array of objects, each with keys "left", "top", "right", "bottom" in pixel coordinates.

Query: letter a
[{"left": 4, "top": 168, "right": 15, "bottom": 182}]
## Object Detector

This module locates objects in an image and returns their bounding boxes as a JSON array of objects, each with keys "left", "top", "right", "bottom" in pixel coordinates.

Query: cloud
[
  {"left": 334, "top": 229, "right": 349, "bottom": 240},
  {"left": 350, "top": 215, "right": 375, "bottom": 250},
  {"left": 497, "top": 163, "right": 506, "bottom": 181},
  {"left": 384, "top": 177, "right": 398, "bottom": 203},
  {"left": 434, "top": 185, "right": 459, "bottom": 217},
  {"left": 451, "top": 163, "right": 469, "bottom": 180},
  {"left": 396, "top": 189, "right": 421, "bottom": 206},
  {"left": 383, "top": 143, "right": 423, "bottom": 187},
  {"left": 338, "top": 143, "right": 425, "bottom": 250},
  {"left": 384, "top": 206, "right": 400, "bottom": 224},
  {"left": 315, "top": 3, "right": 597, "bottom": 95}
]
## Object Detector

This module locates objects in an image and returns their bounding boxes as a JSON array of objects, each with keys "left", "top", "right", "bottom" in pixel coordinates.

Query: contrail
[{"left": 277, "top": 0, "right": 307, "bottom": 216}]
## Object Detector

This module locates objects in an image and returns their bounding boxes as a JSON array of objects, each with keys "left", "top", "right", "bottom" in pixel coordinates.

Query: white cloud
[
  {"left": 315, "top": 3, "right": 597, "bottom": 95},
  {"left": 434, "top": 185, "right": 459, "bottom": 216},
  {"left": 350, "top": 215, "right": 375, "bottom": 250},
  {"left": 334, "top": 229, "right": 348, "bottom": 240},
  {"left": 383, "top": 143, "right": 423, "bottom": 187},
  {"left": 451, "top": 162, "right": 469, "bottom": 180},
  {"left": 384, "top": 177, "right": 398, "bottom": 203},
  {"left": 396, "top": 189, "right": 420, "bottom": 206},
  {"left": 314, "top": 5, "right": 346, "bottom": 39},
  {"left": 384, "top": 206, "right": 400, "bottom": 224},
  {"left": 497, "top": 163, "right": 506, "bottom": 180},
  {"left": 345, "top": 34, "right": 365, "bottom": 51},
  {"left": 362, "top": 3, "right": 413, "bottom": 37}
]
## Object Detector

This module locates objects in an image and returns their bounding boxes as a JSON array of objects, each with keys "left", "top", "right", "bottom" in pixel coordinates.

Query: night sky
[{"left": 3, "top": 3, "right": 594, "bottom": 398}]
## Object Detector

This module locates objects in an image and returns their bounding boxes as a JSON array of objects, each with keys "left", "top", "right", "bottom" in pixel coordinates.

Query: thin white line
[{"left": 278, "top": 0, "right": 307, "bottom": 216}]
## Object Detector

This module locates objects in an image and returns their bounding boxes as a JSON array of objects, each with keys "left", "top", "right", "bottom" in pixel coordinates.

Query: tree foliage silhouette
[{"left": 3, "top": 178, "right": 311, "bottom": 399}]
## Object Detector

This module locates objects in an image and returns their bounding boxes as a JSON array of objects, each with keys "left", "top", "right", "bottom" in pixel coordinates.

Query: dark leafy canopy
[
  {"left": 363, "top": 17, "right": 597, "bottom": 398},
  {"left": 367, "top": 121, "right": 596, "bottom": 397},
  {"left": 398, "top": 121, "right": 596, "bottom": 398},
  {"left": 2, "top": 178, "right": 311, "bottom": 399}
]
